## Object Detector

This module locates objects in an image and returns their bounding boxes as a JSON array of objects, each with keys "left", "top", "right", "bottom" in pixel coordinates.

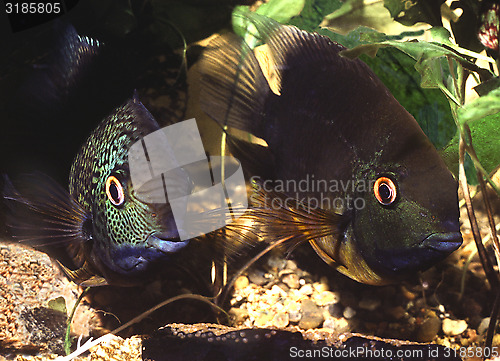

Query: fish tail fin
[
  {"left": 199, "top": 33, "right": 271, "bottom": 139},
  {"left": 2, "top": 172, "right": 89, "bottom": 268}
]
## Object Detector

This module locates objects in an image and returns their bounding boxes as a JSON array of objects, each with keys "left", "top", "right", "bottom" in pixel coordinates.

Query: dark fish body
[
  {"left": 200, "top": 14, "right": 462, "bottom": 285},
  {"left": 2, "top": 26, "right": 188, "bottom": 286}
]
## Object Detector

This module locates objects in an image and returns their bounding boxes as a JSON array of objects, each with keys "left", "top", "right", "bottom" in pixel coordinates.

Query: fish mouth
[
  {"left": 146, "top": 232, "right": 190, "bottom": 254},
  {"left": 420, "top": 232, "right": 463, "bottom": 254}
]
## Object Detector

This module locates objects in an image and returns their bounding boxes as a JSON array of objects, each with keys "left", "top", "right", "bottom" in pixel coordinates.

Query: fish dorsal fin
[
  {"left": 237, "top": 12, "right": 372, "bottom": 95},
  {"left": 52, "top": 23, "right": 101, "bottom": 97},
  {"left": 200, "top": 33, "right": 271, "bottom": 139}
]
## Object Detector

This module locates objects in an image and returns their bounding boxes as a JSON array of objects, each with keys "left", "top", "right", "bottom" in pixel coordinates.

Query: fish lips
[
  {"left": 373, "top": 231, "right": 462, "bottom": 276},
  {"left": 109, "top": 234, "right": 189, "bottom": 274},
  {"left": 420, "top": 231, "right": 463, "bottom": 254},
  {"left": 146, "top": 232, "right": 190, "bottom": 254}
]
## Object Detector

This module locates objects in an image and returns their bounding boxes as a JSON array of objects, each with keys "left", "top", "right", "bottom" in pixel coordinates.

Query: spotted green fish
[
  {"left": 200, "top": 14, "right": 462, "bottom": 285},
  {"left": 2, "top": 26, "right": 188, "bottom": 287}
]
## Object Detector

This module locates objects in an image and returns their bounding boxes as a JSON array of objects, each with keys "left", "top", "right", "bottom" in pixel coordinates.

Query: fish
[
  {"left": 2, "top": 25, "right": 190, "bottom": 287},
  {"left": 199, "top": 13, "right": 463, "bottom": 285}
]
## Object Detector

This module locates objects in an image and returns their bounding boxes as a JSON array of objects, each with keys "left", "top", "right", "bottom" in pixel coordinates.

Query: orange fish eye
[
  {"left": 373, "top": 176, "right": 397, "bottom": 205},
  {"left": 106, "top": 176, "right": 125, "bottom": 206}
]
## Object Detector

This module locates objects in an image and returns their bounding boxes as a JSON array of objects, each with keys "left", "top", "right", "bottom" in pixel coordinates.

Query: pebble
[
  {"left": 234, "top": 276, "right": 249, "bottom": 290},
  {"left": 298, "top": 284, "right": 314, "bottom": 296},
  {"left": 493, "top": 334, "right": 500, "bottom": 347},
  {"left": 267, "top": 255, "right": 287, "bottom": 270},
  {"left": 442, "top": 318, "right": 468, "bottom": 336},
  {"left": 248, "top": 270, "right": 268, "bottom": 286},
  {"left": 287, "top": 301, "right": 302, "bottom": 322},
  {"left": 323, "top": 317, "right": 350, "bottom": 333},
  {"left": 313, "top": 281, "right": 329, "bottom": 293},
  {"left": 416, "top": 315, "right": 441, "bottom": 342},
  {"left": 229, "top": 308, "right": 249, "bottom": 324},
  {"left": 282, "top": 273, "right": 300, "bottom": 289},
  {"left": 254, "top": 311, "right": 275, "bottom": 328},
  {"left": 272, "top": 311, "right": 289, "bottom": 328},
  {"left": 285, "top": 260, "right": 298, "bottom": 270},
  {"left": 358, "top": 297, "right": 381, "bottom": 311},
  {"left": 386, "top": 306, "right": 405, "bottom": 320},
  {"left": 477, "top": 317, "right": 491, "bottom": 335},
  {"left": 312, "top": 291, "right": 340, "bottom": 306},
  {"left": 343, "top": 306, "right": 356, "bottom": 319},
  {"left": 327, "top": 303, "right": 343, "bottom": 318},
  {"left": 299, "top": 300, "right": 324, "bottom": 329}
]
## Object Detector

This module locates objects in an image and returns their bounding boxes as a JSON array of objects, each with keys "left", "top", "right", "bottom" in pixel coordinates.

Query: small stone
[
  {"left": 343, "top": 306, "right": 356, "bottom": 319},
  {"left": 229, "top": 308, "right": 249, "bottom": 324},
  {"left": 267, "top": 255, "right": 287, "bottom": 270},
  {"left": 234, "top": 276, "right": 249, "bottom": 290},
  {"left": 312, "top": 291, "right": 340, "bottom": 306},
  {"left": 287, "top": 301, "right": 302, "bottom": 322},
  {"left": 298, "top": 284, "right": 314, "bottom": 296},
  {"left": 416, "top": 316, "right": 441, "bottom": 342},
  {"left": 272, "top": 312, "right": 289, "bottom": 328},
  {"left": 313, "top": 281, "right": 328, "bottom": 293},
  {"left": 254, "top": 311, "right": 275, "bottom": 328},
  {"left": 442, "top": 318, "right": 468, "bottom": 336},
  {"left": 282, "top": 273, "right": 300, "bottom": 289},
  {"left": 358, "top": 297, "right": 381, "bottom": 311},
  {"left": 277, "top": 283, "right": 289, "bottom": 292},
  {"left": 285, "top": 260, "right": 298, "bottom": 270},
  {"left": 248, "top": 269, "right": 268, "bottom": 286},
  {"left": 327, "top": 303, "right": 343, "bottom": 318},
  {"left": 386, "top": 306, "right": 405, "bottom": 320},
  {"left": 477, "top": 317, "right": 491, "bottom": 335},
  {"left": 298, "top": 300, "right": 324, "bottom": 329},
  {"left": 493, "top": 334, "right": 500, "bottom": 347},
  {"left": 323, "top": 317, "right": 350, "bottom": 333}
]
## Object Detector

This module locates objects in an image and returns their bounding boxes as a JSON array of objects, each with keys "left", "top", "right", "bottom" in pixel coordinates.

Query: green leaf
[
  {"left": 320, "top": 0, "right": 421, "bottom": 35},
  {"left": 48, "top": 296, "right": 67, "bottom": 315},
  {"left": 458, "top": 87, "right": 500, "bottom": 124},
  {"left": 256, "top": 0, "right": 306, "bottom": 24},
  {"left": 429, "top": 26, "right": 452, "bottom": 45},
  {"left": 441, "top": 112, "right": 500, "bottom": 180},
  {"left": 383, "top": 0, "right": 445, "bottom": 27},
  {"left": 288, "top": 0, "right": 342, "bottom": 31}
]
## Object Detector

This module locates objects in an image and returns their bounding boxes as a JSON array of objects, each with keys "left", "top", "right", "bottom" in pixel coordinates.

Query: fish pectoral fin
[
  {"left": 221, "top": 183, "right": 350, "bottom": 263},
  {"left": 309, "top": 239, "right": 341, "bottom": 268},
  {"left": 2, "top": 172, "right": 89, "bottom": 249},
  {"left": 57, "top": 260, "right": 108, "bottom": 287}
]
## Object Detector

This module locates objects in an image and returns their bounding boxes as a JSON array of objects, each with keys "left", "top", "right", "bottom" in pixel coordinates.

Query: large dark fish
[
  {"left": 200, "top": 14, "right": 462, "bottom": 285},
  {"left": 2, "top": 26, "right": 189, "bottom": 287}
]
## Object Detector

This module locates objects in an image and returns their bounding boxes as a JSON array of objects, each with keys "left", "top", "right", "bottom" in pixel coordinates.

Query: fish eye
[
  {"left": 106, "top": 175, "right": 125, "bottom": 206},
  {"left": 373, "top": 176, "right": 397, "bottom": 206}
]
